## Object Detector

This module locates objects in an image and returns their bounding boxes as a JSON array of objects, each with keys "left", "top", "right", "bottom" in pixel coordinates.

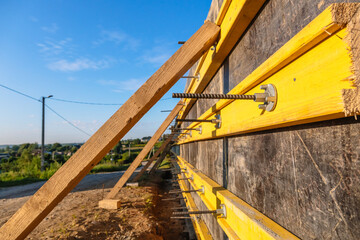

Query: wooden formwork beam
[
  {"left": 131, "top": 134, "right": 175, "bottom": 182},
  {"left": 148, "top": 143, "right": 172, "bottom": 175},
  {"left": 0, "top": 21, "right": 220, "bottom": 240},
  {"left": 105, "top": 102, "right": 183, "bottom": 199}
]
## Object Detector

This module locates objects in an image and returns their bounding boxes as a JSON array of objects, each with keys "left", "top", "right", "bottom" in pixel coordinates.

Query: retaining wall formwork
[{"left": 179, "top": 0, "right": 360, "bottom": 239}]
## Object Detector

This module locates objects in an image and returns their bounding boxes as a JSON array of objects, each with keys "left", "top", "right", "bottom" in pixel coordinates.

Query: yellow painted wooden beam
[
  {"left": 178, "top": 0, "right": 267, "bottom": 119},
  {"left": 177, "top": 4, "right": 360, "bottom": 144},
  {"left": 177, "top": 175, "right": 213, "bottom": 240},
  {"left": 176, "top": 156, "right": 299, "bottom": 240}
]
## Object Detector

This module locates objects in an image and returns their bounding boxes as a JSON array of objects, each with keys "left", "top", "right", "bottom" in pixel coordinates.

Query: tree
[
  {"left": 50, "top": 143, "right": 62, "bottom": 152},
  {"left": 112, "top": 141, "right": 122, "bottom": 154},
  {"left": 70, "top": 146, "right": 78, "bottom": 153},
  {"left": 133, "top": 138, "right": 141, "bottom": 145}
]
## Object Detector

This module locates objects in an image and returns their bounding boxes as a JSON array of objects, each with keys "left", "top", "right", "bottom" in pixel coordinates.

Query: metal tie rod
[
  {"left": 169, "top": 189, "right": 202, "bottom": 194},
  {"left": 172, "top": 177, "right": 193, "bottom": 182},
  {"left": 173, "top": 210, "right": 217, "bottom": 215},
  {"left": 170, "top": 216, "right": 192, "bottom": 219},
  {"left": 169, "top": 186, "right": 204, "bottom": 194},
  {"left": 176, "top": 119, "right": 219, "bottom": 123},
  {"left": 173, "top": 93, "right": 255, "bottom": 100},
  {"left": 173, "top": 204, "right": 227, "bottom": 217},
  {"left": 162, "top": 197, "right": 186, "bottom": 201},
  {"left": 170, "top": 127, "right": 201, "bottom": 131},
  {"left": 172, "top": 84, "right": 278, "bottom": 112}
]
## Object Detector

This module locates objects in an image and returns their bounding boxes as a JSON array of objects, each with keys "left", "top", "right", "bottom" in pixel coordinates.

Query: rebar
[
  {"left": 176, "top": 119, "right": 215, "bottom": 123},
  {"left": 169, "top": 189, "right": 201, "bottom": 194},
  {"left": 162, "top": 197, "right": 186, "bottom": 201},
  {"left": 172, "top": 93, "right": 255, "bottom": 100},
  {"left": 173, "top": 210, "right": 217, "bottom": 215},
  {"left": 170, "top": 216, "right": 192, "bottom": 219}
]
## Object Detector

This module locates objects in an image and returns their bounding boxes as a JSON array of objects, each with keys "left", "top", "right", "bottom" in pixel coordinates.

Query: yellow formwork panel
[
  {"left": 178, "top": 11, "right": 354, "bottom": 144},
  {"left": 176, "top": 156, "right": 299, "bottom": 240}
]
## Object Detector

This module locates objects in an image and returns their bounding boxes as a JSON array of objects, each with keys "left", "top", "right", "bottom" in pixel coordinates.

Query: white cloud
[
  {"left": 93, "top": 30, "right": 140, "bottom": 51},
  {"left": 47, "top": 58, "right": 113, "bottom": 72},
  {"left": 37, "top": 38, "right": 73, "bottom": 56},
  {"left": 41, "top": 23, "right": 58, "bottom": 33},
  {"left": 98, "top": 78, "right": 146, "bottom": 92}
]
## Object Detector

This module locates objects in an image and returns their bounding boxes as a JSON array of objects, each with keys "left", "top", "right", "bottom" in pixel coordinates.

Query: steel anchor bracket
[
  {"left": 216, "top": 204, "right": 227, "bottom": 218},
  {"left": 254, "top": 84, "right": 277, "bottom": 112}
]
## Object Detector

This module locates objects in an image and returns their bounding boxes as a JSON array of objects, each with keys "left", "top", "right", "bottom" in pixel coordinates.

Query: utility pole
[
  {"left": 41, "top": 95, "right": 53, "bottom": 171},
  {"left": 128, "top": 142, "right": 131, "bottom": 156}
]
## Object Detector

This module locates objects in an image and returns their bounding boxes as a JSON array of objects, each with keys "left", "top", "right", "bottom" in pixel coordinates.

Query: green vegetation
[
  {"left": 0, "top": 138, "right": 164, "bottom": 187},
  {"left": 158, "top": 155, "right": 172, "bottom": 169}
]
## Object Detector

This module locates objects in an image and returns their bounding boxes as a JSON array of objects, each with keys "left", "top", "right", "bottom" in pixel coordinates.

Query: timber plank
[
  {"left": 105, "top": 102, "right": 183, "bottom": 199},
  {"left": 132, "top": 134, "right": 175, "bottom": 182},
  {"left": 148, "top": 143, "right": 172, "bottom": 174},
  {"left": 0, "top": 21, "right": 219, "bottom": 240}
]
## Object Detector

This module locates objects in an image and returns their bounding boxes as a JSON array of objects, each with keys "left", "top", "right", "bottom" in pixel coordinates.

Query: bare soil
[{"left": 0, "top": 172, "right": 187, "bottom": 239}]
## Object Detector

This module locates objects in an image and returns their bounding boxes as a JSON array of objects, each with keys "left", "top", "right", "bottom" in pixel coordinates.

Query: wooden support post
[
  {"left": 148, "top": 143, "right": 172, "bottom": 175},
  {"left": 0, "top": 21, "right": 220, "bottom": 240},
  {"left": 131, "top": 134, "right": 175, "bottom": 182},
  {"left": 104, "top": 102, "right": 183, "bottom": 199}
]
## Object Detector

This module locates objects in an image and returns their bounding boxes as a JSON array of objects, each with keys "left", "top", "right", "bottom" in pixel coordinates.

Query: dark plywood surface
[
  {"left": 197, "top": 139, "right": 224, "bottom": 186},
  {"left": 227, "top": 117, "right": 360, "bottom": 239},
  {"left": 197, "top": 65, "right": 224, "bottom": 118},
  {"left": 228, "top": 0, "right": 360, "bottom": 90},
  {"left": 180, "top": 0, "right": 360, "bottom": 239}
]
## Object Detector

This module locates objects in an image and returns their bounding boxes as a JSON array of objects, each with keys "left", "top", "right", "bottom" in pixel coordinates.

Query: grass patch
[
  {"left": 90, "top": 162, "right": 131, "bottom": 173},
  {"left": 158, "top": 156, "right": 171, "bottom": 169}
]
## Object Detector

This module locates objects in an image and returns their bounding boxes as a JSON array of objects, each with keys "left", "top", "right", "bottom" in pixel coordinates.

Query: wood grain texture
[
  {"left": 148, "top": 143, "right": 172, "bottom": 174},
  {"left": 132, "top": 134, "right": 175, "bottom": 182},
  {"left": 105, "top": 101, "right": 183, "bottom": 199},
  {"left": 0, "top": 21, "right": 220, "bottom": 240}
]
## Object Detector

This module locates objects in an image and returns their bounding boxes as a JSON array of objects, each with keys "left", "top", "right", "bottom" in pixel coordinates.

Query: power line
[
  {"left": 0, "top": 83, "right": 41, "bottom": 103},
  {"left": 45, "top": 104, "right": 92, "bottom": 137},
  {"left": 49, "top": 97, "right": 123, "bottom": 106}
]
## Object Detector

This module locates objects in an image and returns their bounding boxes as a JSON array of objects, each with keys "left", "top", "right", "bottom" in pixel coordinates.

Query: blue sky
[{"left": 0, "top": 0, "right": 212, "bottom": 145}]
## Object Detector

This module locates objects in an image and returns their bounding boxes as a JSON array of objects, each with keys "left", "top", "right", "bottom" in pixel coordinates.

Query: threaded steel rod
[
  {"left": 169, "top": 189, "right": 201, "bottom": 194},
  {"left": 172, "top": 178, "right": 191, "bottom": 181},
  {"left": 173, "top": 210, "right": 217, "bottom": 215},
  {"left": 173, "top": 93, "right": 255, "bottom": 100},
  {"left": 176, "top": 119, "right": 214, "bottom": 123},
  {"left": 170, "top": 127, "right": 200, "bottom": 131}
]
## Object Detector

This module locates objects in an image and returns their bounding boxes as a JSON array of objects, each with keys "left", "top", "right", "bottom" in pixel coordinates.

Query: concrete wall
[{"left": 179, "top": 0, "right": 360, "bottom": 239}]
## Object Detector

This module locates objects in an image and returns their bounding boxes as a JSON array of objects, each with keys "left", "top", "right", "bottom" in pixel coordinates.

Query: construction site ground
[{"left": 0, "top": 169, "right": 188, "bottom": 239}]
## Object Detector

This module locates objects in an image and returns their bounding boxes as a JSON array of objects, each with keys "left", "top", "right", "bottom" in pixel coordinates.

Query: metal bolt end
[{"left": 216, "top": 204, "right": 227, "bottom": 218}]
